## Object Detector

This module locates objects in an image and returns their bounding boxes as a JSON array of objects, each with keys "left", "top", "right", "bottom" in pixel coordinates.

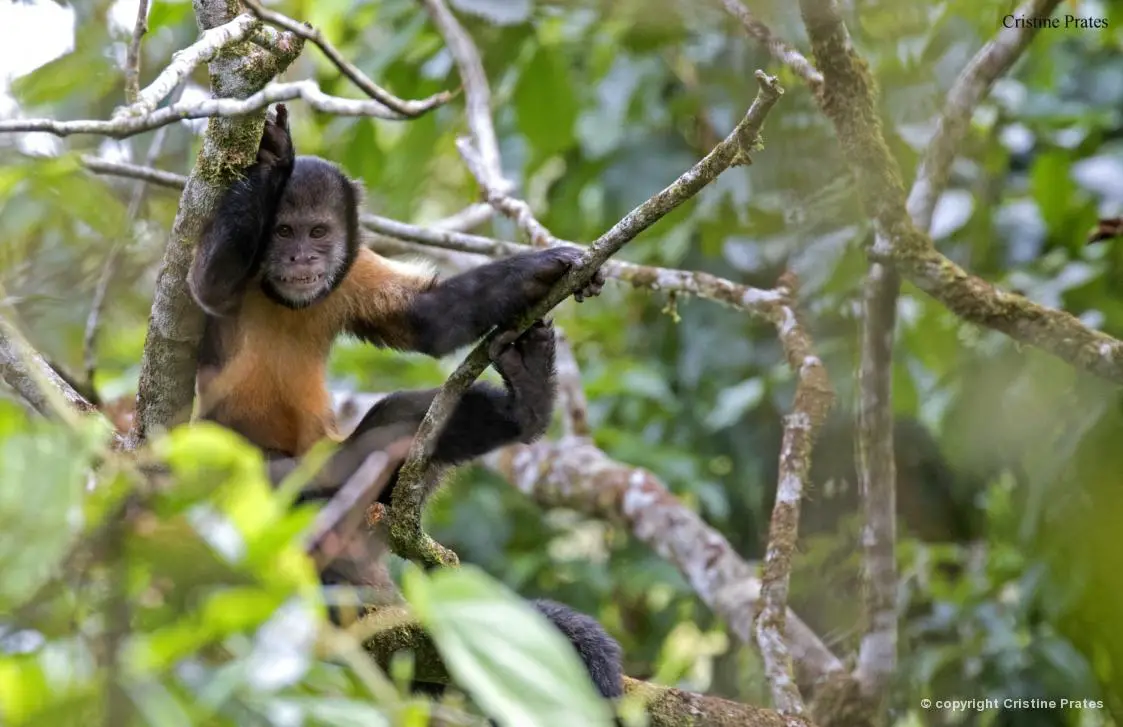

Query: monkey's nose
[{"left": 289, "top": 253, "right": 320, "bottom": 264}]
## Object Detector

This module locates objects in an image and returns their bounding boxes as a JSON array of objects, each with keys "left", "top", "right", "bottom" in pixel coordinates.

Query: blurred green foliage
[{"left": 2, "top": 0, "right": 1123, "bottom": 724}]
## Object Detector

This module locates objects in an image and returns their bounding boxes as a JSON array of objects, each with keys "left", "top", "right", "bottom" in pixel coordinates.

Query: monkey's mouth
[{"left": 278, "top": 273, "right": 325, "bottom": 287}]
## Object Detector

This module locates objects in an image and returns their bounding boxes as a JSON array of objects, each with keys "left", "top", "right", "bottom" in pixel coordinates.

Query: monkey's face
[{"left": 261, "top": 157, "right": 354, "bottom": 309}]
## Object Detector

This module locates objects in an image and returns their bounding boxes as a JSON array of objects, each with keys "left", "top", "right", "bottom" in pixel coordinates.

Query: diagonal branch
[
  {"left": 477, "top": 435, "right": 844, "bottom": 687},
  {"left": 794, "top": 0, "right": 1123, "bottom": 387},
  {"left": 907, "top": 0, "right": 1064, "bottom": 231},
  {"left": 386, "top": 72, "right": 785, "bottom": 568},
  {"left": 720, "top": 0, "right": 823, "bottom": 90},
  {"left": 242, "top": 0, "right": 453, "bottom": 117},
  {"left": 418, "top": 0, "right": 557, "bottom": 246}
]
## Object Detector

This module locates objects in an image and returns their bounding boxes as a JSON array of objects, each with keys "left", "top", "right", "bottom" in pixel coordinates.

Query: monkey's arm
[
  {"left": 276, "top": 322, "right": 558, "bottom": 503},
  {"left": 189, "top": 106, "right": 295, "bottom": 317},
  {"left": 344, "top": 248, "right": 605, "bottom": 357}
]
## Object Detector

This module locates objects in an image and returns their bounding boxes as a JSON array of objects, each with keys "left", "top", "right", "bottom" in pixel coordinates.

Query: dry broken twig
[{"left": 242, "top": 0, "right": 452, "bottom": 117}]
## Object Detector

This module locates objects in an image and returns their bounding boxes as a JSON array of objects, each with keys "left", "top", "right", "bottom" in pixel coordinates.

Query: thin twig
[
  {"left": 418, "top": 0, "right": 503, "bottom": 187},
  {"left": 84, "top": 83, "right": 187, "bottom": 386},
  {"left": 553, "top": 331, "right": 590, "bottom": 438},
  {"left": 116, "top": 13, "right": 260, "bottom": 118},
  {"left": 0, "top": 80, "right": 405, "bottom": 139},
  {"left": 242, "top": 0, "right": 452, "bottom": 117},
  {"left": 123, "top": 0, "right": 150, "bottom": 104},
  {"left": 387, "top": 72, "right": 785, "bottom": 568},
  {"left": 419, "top": 0, "right": 557, "bottom": 245},
  {"left": 906, "top": 0, "right": 1065, "bottom": 232},
  {"left": 719, "top": 0, "right": 823, "bottom": 90},
  {"left": 305, "top": 440, "right": 410, "bottom": 569}
]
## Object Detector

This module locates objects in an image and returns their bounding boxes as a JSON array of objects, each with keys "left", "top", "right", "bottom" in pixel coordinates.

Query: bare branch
[
  {"left": 386, "top": 72, "right": 785, "bottom": 568},
  {"left": 854, "top": 263, "right": 899, "bottom": 701},
  {"left": 0, "top": 314, "right": 98, "bottom": 422},
  {"left": 118, "top": 13, "right": 259, "bottom": 117},
  {"left": 1, "top": 80, "right": 409, "bottom": 140},
  {"left": 719, "top": 0, "right": 823, "bottom": 90},
  {"left": 0, "top": 305, "right": 124, "bottom": 450},
  {"left": 907, "top": 0, "right": 1065, "bottom": 232},
  {"left": 359, "top": 213, "right": 788, "bottom": 313},
  {"left": 479, "top": 435, "right": 844, "bottom": 687},
  {"left": 457, "top": 138, "right": 558, "bottom": 247},
  {"left": 304, "top": 440, "right": 410, "bottom": 569},
  {"left": 85, "top": 83, "right": 188, "bottom": 387},
  {"left": 81, "top": 156, "right": 187, "bottom": 189},
  {"left": 242, "top": 0, "right": 453, "bottom": 117},
  {"left": 417, "top": 0, "right": 557, "bottom": 245},
  {"left": 418, "top": 0, "right": 503, "bottom": 187},
  {"left": 796, "top": 0, "right": 1123, "bottom": 387},
  {"left": 753, "top": 274, "right": 834, "bottom": 716},
  {"left": 123, "top": 0, "right": 150, "bottom": 104},
  {"left": 553, "top": 331, "right": 590, "bottom": 438}
]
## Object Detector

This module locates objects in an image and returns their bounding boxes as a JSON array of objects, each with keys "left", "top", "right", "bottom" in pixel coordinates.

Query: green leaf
[
  {"left": 1029, "top": 150, "right": 1075, "bottom": 237},
  {"left": 403, "top": 566, "right": 615, "bottom": 727},
  {"left": 514, "top": 45, "right": 579, "bottom": 162},
  {"left": 449, "top": 0, "right": 533, "bottom": 26}
]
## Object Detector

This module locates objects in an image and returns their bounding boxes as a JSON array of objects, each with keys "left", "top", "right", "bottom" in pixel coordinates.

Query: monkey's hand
[
  {"left": 522, "top": 247, "right": 606, "bottom": 305},
  {"left": 257, "top": 103, "right": 294, "bottom": 170}
]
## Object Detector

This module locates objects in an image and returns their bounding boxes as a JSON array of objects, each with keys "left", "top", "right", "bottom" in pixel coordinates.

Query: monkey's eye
[
  {"left": 276, "top": 224, "right": 293, "bottom": 238},
  {"left": 309, "top": 225, "right": 328, "bottom": 239}
]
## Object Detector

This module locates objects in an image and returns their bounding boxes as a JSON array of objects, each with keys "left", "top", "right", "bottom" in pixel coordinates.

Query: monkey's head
[{"left": 261, "top": 156, "right": 362, "bottom": 309}]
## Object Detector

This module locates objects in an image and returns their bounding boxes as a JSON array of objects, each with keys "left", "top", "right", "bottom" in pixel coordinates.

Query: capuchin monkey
[{"left": 187, "top": 105, "right": 623, "bottom": 707}]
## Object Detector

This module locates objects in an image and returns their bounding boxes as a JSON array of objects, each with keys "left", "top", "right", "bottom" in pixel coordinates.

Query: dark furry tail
[{"left": 531, "top": 598, "right": 624, "bottom": 700}]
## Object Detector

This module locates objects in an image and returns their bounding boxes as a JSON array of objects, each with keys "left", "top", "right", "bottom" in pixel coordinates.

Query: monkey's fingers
[
  {"left": 574, "top": 269, "right": 606, "bottom": 302},
  {"left": 488, "top": 328, "right": 523, "bottom": 362},
  {"left": 275, "top": 103, "right": 289, "bottom": 130}
]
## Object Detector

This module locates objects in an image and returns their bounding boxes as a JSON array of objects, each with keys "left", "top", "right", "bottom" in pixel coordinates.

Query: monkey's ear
[{"left": 348, "top": 178, "right": 368, "bottom": 210}]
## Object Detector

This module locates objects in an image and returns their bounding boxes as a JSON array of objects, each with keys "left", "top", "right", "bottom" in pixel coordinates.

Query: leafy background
[{"left": 1, "top": 0, "right": 1123, "bottom": 725}]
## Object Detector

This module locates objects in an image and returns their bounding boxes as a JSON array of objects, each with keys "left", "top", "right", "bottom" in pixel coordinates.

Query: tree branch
[
  {"left": 0, "top": 80, "right": 412, "bottom": 139},
  {"left": 242, "top": 0, "right": 453, "bottom": 117},
  {"left": 123, "top": 0, "right": 150, "bottom": 104},
  {"left": 418, "top": 0, "right": 558, "bottom": 246},
  {"left": 719, "top": 0, "right": 824, "bottom": 90},
  {"left": 753, "top": 273, "right": 834, "bottom": 716},
  {"left": 386, "top": 71, "right": 785, "bottom": 568},
  {"left": 84, "top": 83, "right": 188, "bottom": 388},
  {"left": 793, "top": 0, "right": 1123, "bottom": 387},
  {"left": 359, "top": 605, "right": 816, "bottom": 727},
  {"left": 127, "top": 2, "right": 303, "bottom": 447},
  {"left": 477, "top": 435, "right": 843, "bottom": 688},
  {"left": 906, "top": 0, "right": 1064, "bottom": 231}
]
